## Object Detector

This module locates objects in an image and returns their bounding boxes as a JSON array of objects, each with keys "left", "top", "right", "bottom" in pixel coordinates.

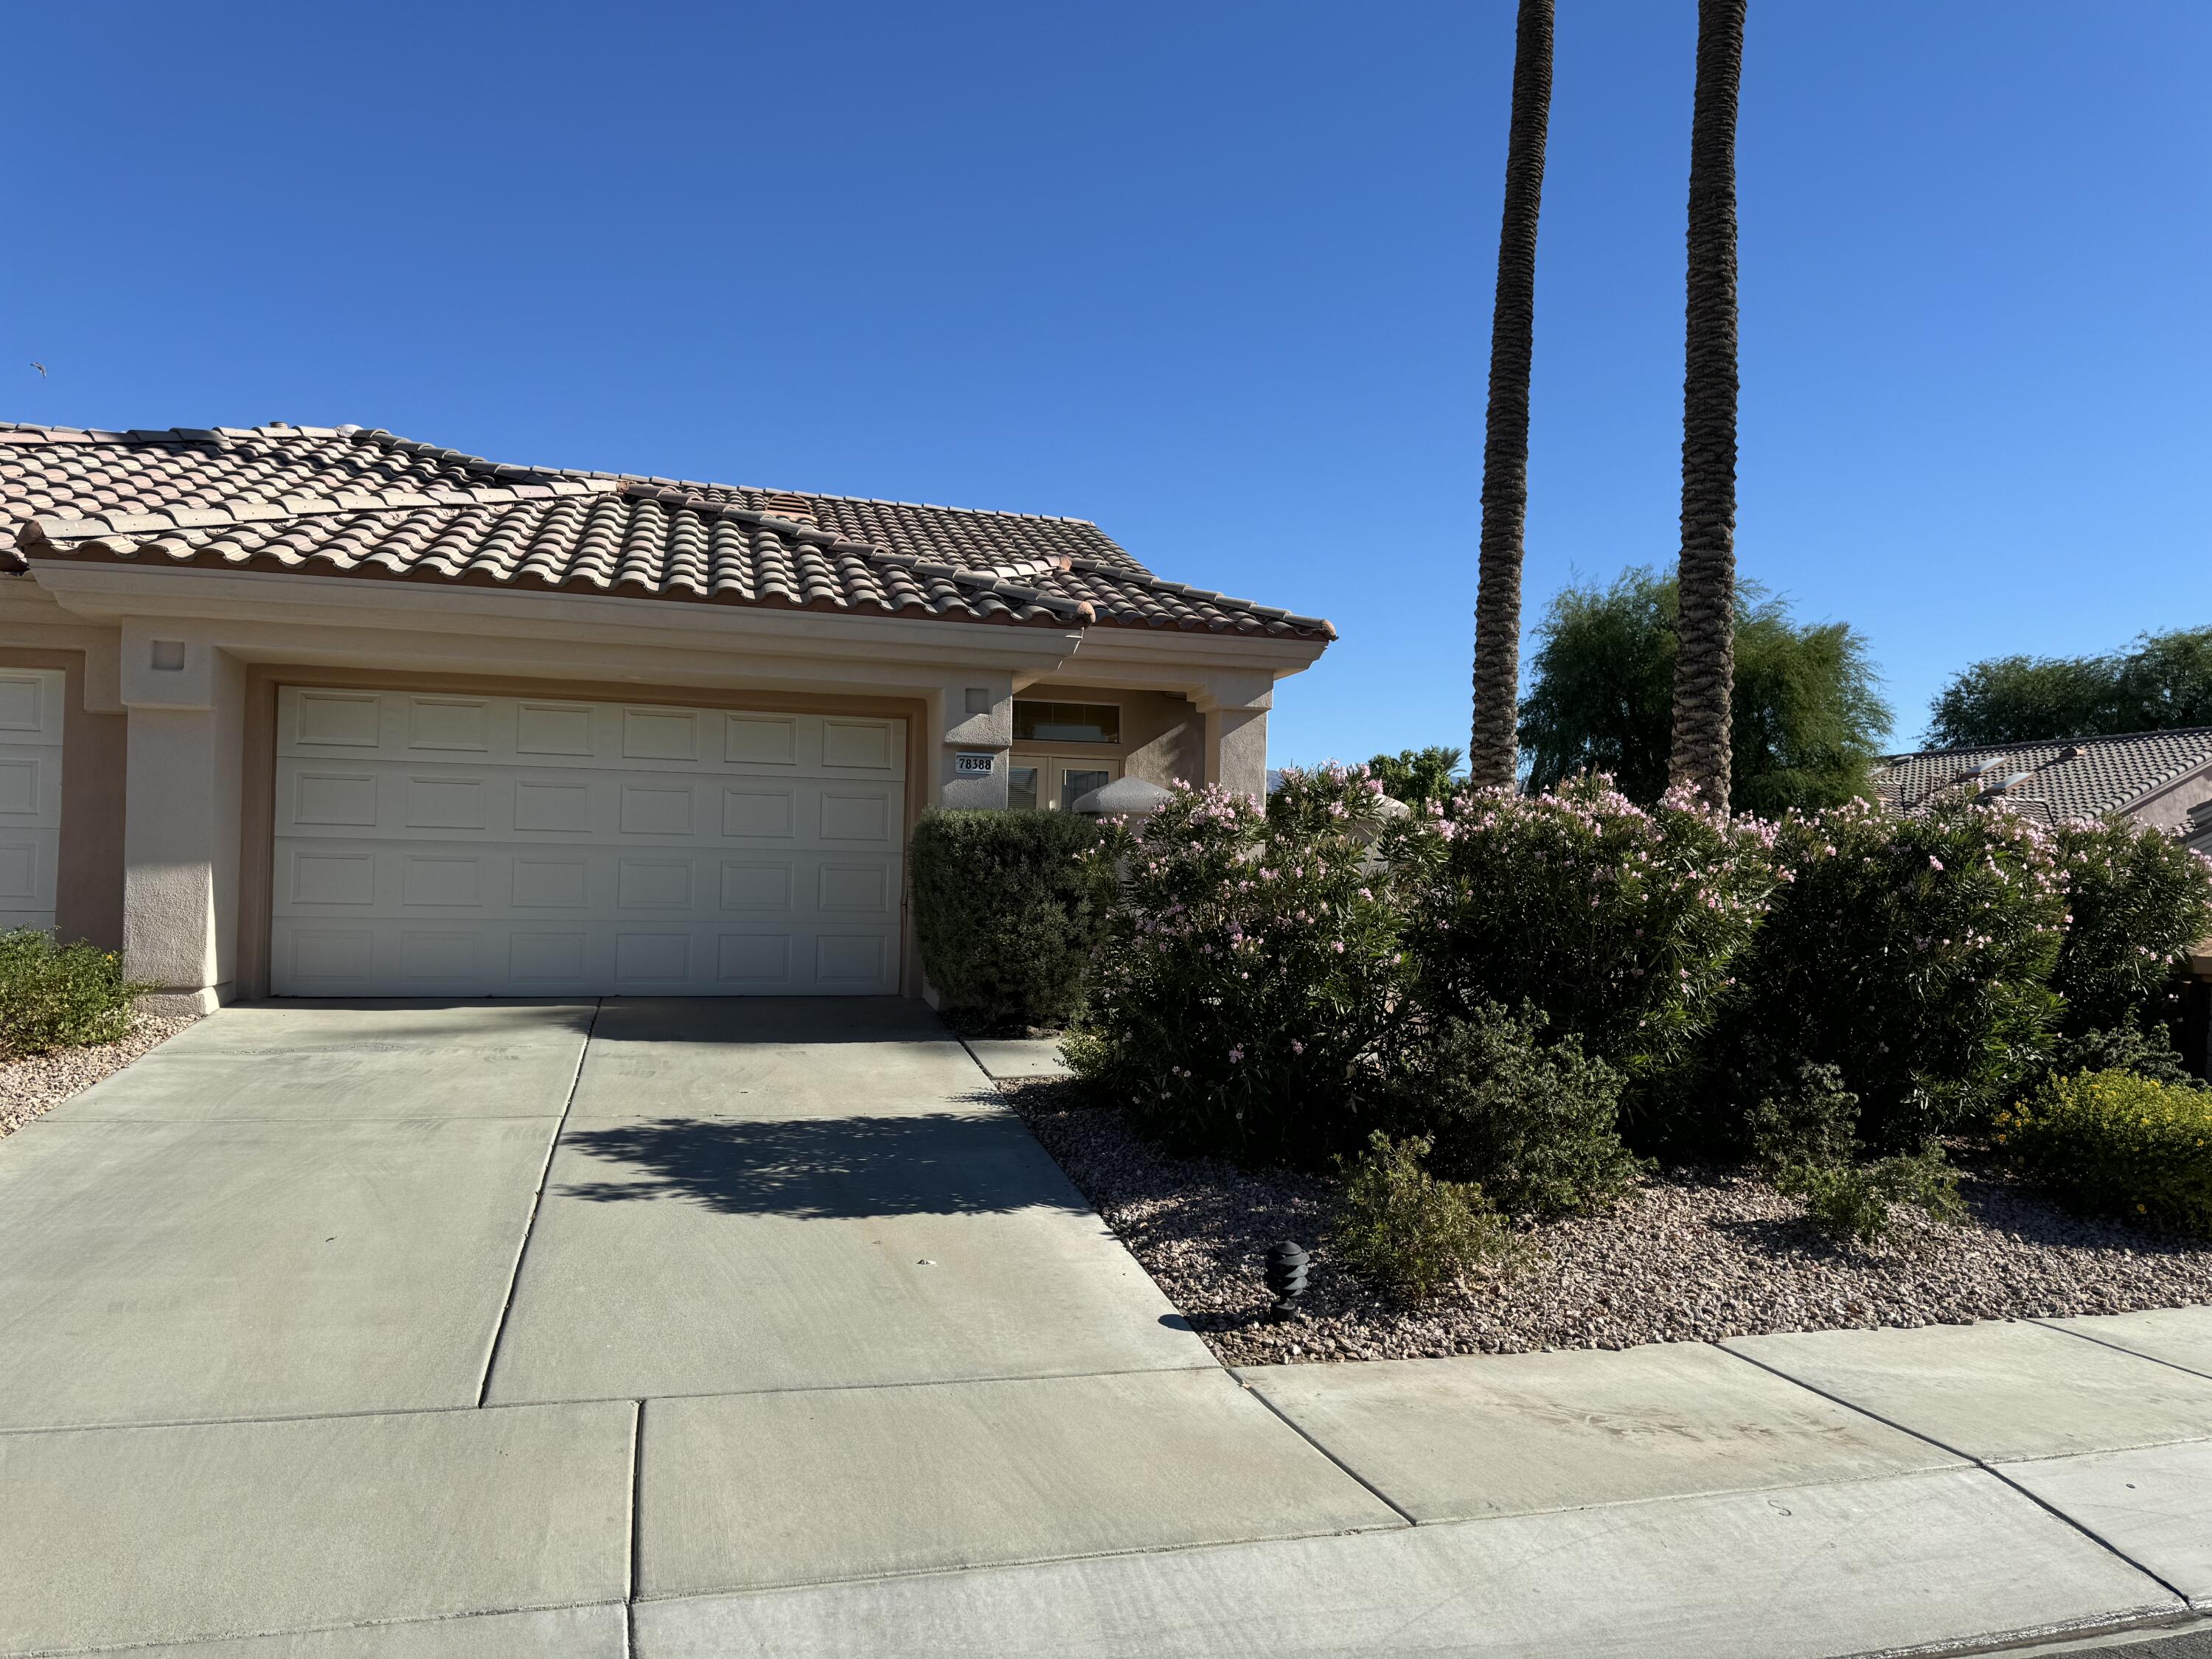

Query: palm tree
[
  {"left": 1668, "top": 0, "right": 1747, "bottom": 809},
  {"left": 1469, "top": 0, "right": 1556, "bottom": 792}
]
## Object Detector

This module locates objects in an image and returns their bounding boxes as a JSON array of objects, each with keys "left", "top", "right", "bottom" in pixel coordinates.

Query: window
[
  {"left": 1012, "top": 700, "right": 1121, "bottom": 745},
  {"left": 1060, "top": 769, "right": 1110, "bottom": 810},
  {"left": 1007, "top": 766, "right": 1040, "bottom": 813}
]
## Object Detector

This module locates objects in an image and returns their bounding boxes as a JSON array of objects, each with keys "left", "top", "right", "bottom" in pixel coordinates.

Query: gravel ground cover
[
  {"left": 0, "top": 1015, "right": 198, "bottom": 1138},
  {"left": 1001, "top": 1078, "right": 2212, "bottom": 1368}
]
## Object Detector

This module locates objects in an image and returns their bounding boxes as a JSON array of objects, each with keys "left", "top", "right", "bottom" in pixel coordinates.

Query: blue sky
[{"left": 6, "top": 2, "right": 2206, "bottom": 764}]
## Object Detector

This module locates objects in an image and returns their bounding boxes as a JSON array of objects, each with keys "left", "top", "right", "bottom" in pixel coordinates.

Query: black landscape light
[{"left": 1264, "top": 1239, "right": 1310, "bottom": 1322}]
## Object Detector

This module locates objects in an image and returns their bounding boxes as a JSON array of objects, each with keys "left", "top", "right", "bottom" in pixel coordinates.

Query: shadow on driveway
[{"left": 556, "top": 1111, "right": 1091, "bottom": 1220}]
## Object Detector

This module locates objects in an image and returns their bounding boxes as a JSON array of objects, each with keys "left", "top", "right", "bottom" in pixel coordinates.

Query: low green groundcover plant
[
  {"left": 1749, "top": 1062, "right": 1967, "bottom": 1248},
  {"left": 908, "top": 809, "right": 1111, "bottom": 1034},
  {"left": 0, "top": 929, "right": 142, "bottom": 1057},
  {"left": 1774, "top": 1150, "right": 1967, "bottom": 1249},
  {"left": 1326, "top": 1131, "right": 1517, "bottom": 1303},
  {"left": 1998, "top": 1069, "right": 2212, "bottom": 1239},
  {"left": 1377, "top": 1003, "right": 1644, "bottom": 1218}
]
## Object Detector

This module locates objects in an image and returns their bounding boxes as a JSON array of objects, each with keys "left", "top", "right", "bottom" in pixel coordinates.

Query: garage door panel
[
  {"left": 282, "top": 699, "right": 905, "bottom": 782},
  {"left": 272, "top": 919, "right": 898, "bottom": 996},
  {"left": 281, "top": 841, "right": 898, "bottom": 925},
  {"left": 277, "top": 762, "right": 899, "bottom": 851},
  {"left": 0, "top": 670, "right": 66, "bottom": 933},
  {"left": 274, "top": 689, "right": 905, "bottom": 996}
]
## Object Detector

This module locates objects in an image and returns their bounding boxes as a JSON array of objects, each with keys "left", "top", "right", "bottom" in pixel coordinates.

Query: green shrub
[
  {"left": 1999, "top": 1069, "right": 2212, "bottom": 1238},
  {"left": 2049, "top": 816, "right": 2212, "bottom": 1042},
  {"left": 1399, "top": 774, "right": 1775, "bottom": 1079},
  {"left": 1326, "top": 1131, "right": 1516, "bottom": 1302},
  {"left": 0, "top": 929, "right": 142, "bottom": 1057},
  {"left": 908, "top": 810, "right": 1111, "bottom": 1034},
  {"left": 2046, "top": 1023, "right": 2200, "bottom": 1090},
  {"left": 1747, "top": 1062, "right": 1860, "bottom": 1171},
  {"left": 1378, "top": 1003, "right": 1644, "bottom": 1217},
  {"left": 1775, "top": 1147, "right": 1967, "bottom": 1248},
  {"left": 1718, "top": 797, "right": 2066, "bottom": 1150},
  {"left": 1068, "top": 769, "right": 1408, "bottom": 1163},
  {"left": 1747, "top": 1062, "right": 1965, "bottom": 1248}
]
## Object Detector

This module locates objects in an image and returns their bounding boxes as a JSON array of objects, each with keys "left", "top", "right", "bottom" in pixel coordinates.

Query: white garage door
[
  {"left": 271, "top": 687, "right": 906, "bottom": 996},
  {"left": 0, "top": 668, "right": 64, "bottom": 935}
]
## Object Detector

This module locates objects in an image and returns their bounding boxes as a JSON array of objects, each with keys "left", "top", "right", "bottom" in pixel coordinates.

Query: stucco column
[
  {"left": 120, "top": 623, "right": 245, "bottom": 1014},
  {"left": 1194, "top": 671, "right": 1274, "bottom": 801},
  {"left": 933, "top": 674, "right": 1012, "bottom": 810}
]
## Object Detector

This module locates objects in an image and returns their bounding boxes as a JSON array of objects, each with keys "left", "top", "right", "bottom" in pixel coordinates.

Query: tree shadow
[{"left": 555, "top": 1111, "right": 1091, "bottom": 1220}]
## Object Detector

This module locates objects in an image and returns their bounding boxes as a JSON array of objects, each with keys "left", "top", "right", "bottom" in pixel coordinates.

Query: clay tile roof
[
  {"left": 0, "top": 422, "right": 1332, "bottom": 641},
  {"left": 1872, "top": 728, "right": 2212, "bottom": 823}
]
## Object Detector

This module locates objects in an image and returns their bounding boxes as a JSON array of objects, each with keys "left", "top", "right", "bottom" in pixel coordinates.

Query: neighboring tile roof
[
  {"left": 0, "top": 422, "right": 1332, "bottom": 640},
  {"left": 1872, "top": 728, "right": 2212, "bottom": 824}
]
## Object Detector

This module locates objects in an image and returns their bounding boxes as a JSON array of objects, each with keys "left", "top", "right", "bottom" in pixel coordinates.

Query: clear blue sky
[{"left": 6, "top": 2, "right": 2206, "bottom": 762}]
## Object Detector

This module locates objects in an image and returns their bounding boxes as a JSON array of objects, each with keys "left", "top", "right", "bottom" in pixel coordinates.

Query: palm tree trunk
[
  {"left": 1469, "top": 0, "right": 1555, "bottom": 792},
  {"left": 1668, "top": 0, "right": 1747, "bottom": 810}
]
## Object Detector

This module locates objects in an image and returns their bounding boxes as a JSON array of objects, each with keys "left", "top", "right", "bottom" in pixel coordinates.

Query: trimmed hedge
[
  {"left": 1998, "top": 1068, "right": 2212, "bottom": 1239},
  {"left": 909, "top": 810, "right": 1112, "bottom": 1034}
]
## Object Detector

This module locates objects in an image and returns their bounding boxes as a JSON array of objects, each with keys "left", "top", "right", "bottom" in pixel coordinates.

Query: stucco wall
[
  {"left": 2126, "top": 769, "right": 2212, "bottom": 835},
  {"left": 1020, "top": 683, "right": 1201, "bottom": 787}
]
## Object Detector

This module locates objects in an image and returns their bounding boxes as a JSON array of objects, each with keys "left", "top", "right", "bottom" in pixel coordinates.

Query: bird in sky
[{"left": 30, "top": 363, "right": 45, "bottom": 376}]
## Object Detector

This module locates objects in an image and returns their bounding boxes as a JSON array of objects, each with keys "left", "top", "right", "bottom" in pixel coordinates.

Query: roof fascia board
[
  {"left": 1059, "top": 626, "right": 1329, "bottom": 683},
  {"left": 26, "top": 563, "right": 1085, "bottom": 674},
  {"left": 119, "top": 613, "right": 1007, "bottom": 703}
]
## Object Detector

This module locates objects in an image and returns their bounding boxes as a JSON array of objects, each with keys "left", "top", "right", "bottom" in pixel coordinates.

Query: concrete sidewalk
[{"left": 1, "top": 996, "right": 2208, "bottom": 1656}]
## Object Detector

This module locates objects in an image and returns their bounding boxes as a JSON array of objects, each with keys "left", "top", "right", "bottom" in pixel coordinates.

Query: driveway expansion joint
[
  {"left": 1234, "top": 1378, "right": 1420, "bottom": 1527},
  {"left": 2031, "top": 1316, "right": 2212, "bottom": 1385},
  {"left": 1718, "top": 1339, "right": 2199, "bottom": 1610},
  {"left": 476, "top": 997, "right": 602, "bottom": 1408}
]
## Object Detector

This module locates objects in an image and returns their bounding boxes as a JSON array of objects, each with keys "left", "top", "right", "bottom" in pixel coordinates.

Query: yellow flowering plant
[{"left": 1998, "top": 1068, "right": 2212, "bottom": 1239}]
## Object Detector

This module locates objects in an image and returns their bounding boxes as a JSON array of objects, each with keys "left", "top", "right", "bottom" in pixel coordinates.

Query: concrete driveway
[
  {"left": 0, "top": 998, "right": 1388, "bottom": 1656},
  {"left": 3, "top": 997, "right": 2210, "bottom": 1657}
]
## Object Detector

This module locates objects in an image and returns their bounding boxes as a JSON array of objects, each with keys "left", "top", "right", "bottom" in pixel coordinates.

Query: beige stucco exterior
[{"left": 0, "top": 560, "right": 1323, "bottom": 1012}]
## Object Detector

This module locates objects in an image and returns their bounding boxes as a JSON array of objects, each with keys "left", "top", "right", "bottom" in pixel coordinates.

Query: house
[
  {"left": 1871, "top": 728, "right": 2212, "bottom": 849},
  {"left": 0, "top": 421, "right": 1331, "bottom": 1009}
]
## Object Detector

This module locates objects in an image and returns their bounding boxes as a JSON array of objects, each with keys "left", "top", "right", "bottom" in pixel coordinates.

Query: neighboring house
[
  {"left": 0, "top": 421, "right": 1331, "bottom": 1008},
  {"left": 1871, "top": 728, "right": 2212, "bottom": 849}
]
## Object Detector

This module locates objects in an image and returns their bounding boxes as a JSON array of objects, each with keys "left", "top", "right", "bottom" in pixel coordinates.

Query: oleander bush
[
  {"left": 1376, "top": 1002, "right": 1644, "bottom": 1217},
  {"left": 2048, "top": 815, "right": 2212, "bottom": 1048},
  {"left": 1326, "top": 1130, "right": 1517, "bottom": 1303},
  {"left": 1397, "top": 774, "right": 1775, "bottom": 1079},
  {"left": 1716, "top": 797, "right": 2067, "bottom": 1151},
  {"left": 1998, "top": 1069, "right": 2212, "bottom": 1239},
  {"left": 1065, "top": 762, "right": 2209, "bottom": 1213},
  {"left": 908, "top": 809, "right": 1113, "bottom": 1034},
  {"left": 1064, "top": 767, "right": 1408, "bottom": 1163},
  {"left": 0, "top": 929, "right": 143, "bottom": 1057}
]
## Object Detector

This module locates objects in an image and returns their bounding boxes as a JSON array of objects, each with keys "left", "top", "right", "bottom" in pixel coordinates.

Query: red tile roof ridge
[{"left": 325, "top": 425, "right": 1110, "bottom": 529}]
